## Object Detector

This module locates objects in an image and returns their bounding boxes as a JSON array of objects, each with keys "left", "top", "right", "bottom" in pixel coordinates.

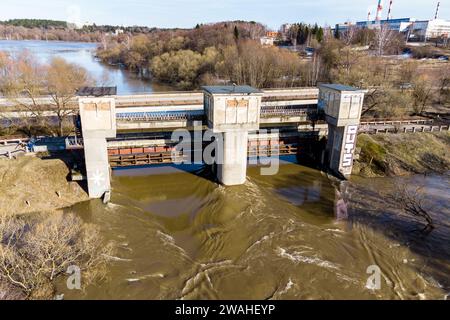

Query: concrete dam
[{"left": 73, "top": 84, "right": 366, "bottom": 200}]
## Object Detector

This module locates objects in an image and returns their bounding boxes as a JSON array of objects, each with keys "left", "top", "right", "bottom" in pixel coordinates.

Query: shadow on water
[
  {"left": 347, "top": 174, "right": 450, "bottom": 292},
  {"left": 252, "top": 160, "right": 450, "bottom": 295}
]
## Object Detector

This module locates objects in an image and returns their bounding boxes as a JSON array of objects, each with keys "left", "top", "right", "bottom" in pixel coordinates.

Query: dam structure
[{"left": 76, "top": 84, "right": 366, "bottom": 200}]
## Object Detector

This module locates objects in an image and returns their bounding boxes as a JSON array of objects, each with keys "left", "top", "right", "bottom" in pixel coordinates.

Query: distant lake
[{"left": 0, "top": 40, "right": 174, "bottom": 95}]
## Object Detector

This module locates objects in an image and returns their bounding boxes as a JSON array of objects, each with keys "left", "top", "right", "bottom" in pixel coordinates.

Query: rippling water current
[
  {"left": 4, "top": 40, "right": 448, "bottom": 300},
  {"left": 60, "top": 161, "right": 450, "bottom": 300}
]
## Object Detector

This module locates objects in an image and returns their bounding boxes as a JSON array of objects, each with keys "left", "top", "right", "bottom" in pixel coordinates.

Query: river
[
  {"left": 2, "top": 40, "right": 450, "bottom": 300},
  {"left": 0, "top": 40, "right": 174, "bottom": 94},
  {"left": 56, "top": 162, "right": 449, "bottom": 300}
]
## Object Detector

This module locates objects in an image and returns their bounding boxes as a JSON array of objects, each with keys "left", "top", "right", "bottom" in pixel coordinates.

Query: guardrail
[
  {"left": 116, "top": 110, "right": 205, "bottom": 122},
  {"left": 0, "top": 148, "right": 26, "bottom": 159},
  {"left": 0, "top": 136, "right": 31, "bottom": 145},
  {"left": 360, "top": 118, "right": 433, "bottom": 125},
  {"left": 360, "top": 124, "right": 450, "bottom": 134}
]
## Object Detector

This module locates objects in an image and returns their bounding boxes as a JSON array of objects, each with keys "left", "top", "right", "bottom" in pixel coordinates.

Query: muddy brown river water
[
  {"left": 3, "top": 40, "right": 448, "bottom": 300},
  {"left": 58, "top": 159, "right": 450, "bottom": 300}
]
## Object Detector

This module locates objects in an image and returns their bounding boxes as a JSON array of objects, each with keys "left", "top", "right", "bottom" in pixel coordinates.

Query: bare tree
[
  {"left": 0, "top": 52, "right": 92, "bottom": 137},
  {"left": 374, "top": 23, "right": 395, "bottom": 56},
  {"left": 341, "top": 25, "right": 357, "bottom": 46},
  {"left": 45, "top": 57, "right": 92, "bottom": 136},
  {"left": 388, "top": 183, "right": 434, "bottom": 232},
  {"left": 0, "top": 212, "right": 113, "bottom": 299},
  {"left": 0, "top": 51, "right": 49, "bottom": 136}
]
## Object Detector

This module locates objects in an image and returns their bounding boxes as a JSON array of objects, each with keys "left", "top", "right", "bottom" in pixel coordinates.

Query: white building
[
  {"left": 260, "top": 36, "right": 275, "bottom": 46},
  {"left": 336, "top": 18, "right": 414, "bottom": 34},
  {"left": 114, "top": 29, "right": 124, "bottom": 36},
  {"left": 408, "top": 19, "right": 450, "bottom": 40}
]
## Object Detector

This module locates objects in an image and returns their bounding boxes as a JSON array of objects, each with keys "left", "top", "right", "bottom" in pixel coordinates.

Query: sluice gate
[{"left": 75, "top": 85, "right": 366, "bottom": 199}]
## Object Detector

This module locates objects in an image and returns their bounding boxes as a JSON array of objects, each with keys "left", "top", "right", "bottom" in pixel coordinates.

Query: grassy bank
[
  {"left": 353, "top": 132, "right": 450, "bottom": 177},
  {"left": 0, "top": 156, "right": 112, "bottom": 300},
  {"left": 0, "top": 156, "right": 88, "bottom": 216}
]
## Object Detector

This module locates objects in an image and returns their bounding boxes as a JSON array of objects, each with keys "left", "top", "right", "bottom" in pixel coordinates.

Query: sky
[{"left": 0, "top": 0, "right": 448, "bottom": 30}]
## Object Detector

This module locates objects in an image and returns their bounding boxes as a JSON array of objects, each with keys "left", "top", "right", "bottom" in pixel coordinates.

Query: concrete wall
[{"left": 205, "top": 92, "right": 262, "bottom": 132}]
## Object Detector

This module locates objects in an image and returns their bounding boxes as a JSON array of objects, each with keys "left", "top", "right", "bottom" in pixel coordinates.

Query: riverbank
[
  {"left": 0, "top": 156, "right": 88, "bottom": 216},
  {"left": 0, "top": 156, "right": 112, "bottom": 300},
  {"left": 353, "top": 132, "right": 450, "bottom": 177}
]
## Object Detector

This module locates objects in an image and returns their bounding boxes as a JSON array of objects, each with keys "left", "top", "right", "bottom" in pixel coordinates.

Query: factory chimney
[
  {"left": 435, "top": 1, "right": 440, "bottom": 19},
  {"left": 375, "top": 0, "right": 384, "bottom": 21},
  {"left": 387, "top": 0, "right": 393, "bottom": 20}
]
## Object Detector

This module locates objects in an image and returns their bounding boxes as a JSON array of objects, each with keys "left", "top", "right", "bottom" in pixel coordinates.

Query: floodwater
[
  {"left": 2, "top": 40, "right": 449, "bottom": 300},
  {"left": 61, "top": 159, "right": 450, "bottom": 300},
  {"left": 0, "top": 40, "right": 173, "bottom": 94}
]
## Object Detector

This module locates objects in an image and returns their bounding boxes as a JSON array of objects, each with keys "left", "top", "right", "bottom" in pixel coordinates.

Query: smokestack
[
  {"left": 387, "top": 1, "right": 393, "bottom": 20},
  {"left": 375, "top": 0, "right": 384, "bottom": 21},
  {"left": 435, "top": 1, "right": 440, "bottom": 19}
]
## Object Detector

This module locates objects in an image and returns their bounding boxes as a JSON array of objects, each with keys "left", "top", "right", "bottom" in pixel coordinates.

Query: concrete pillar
[
  {"left": 319, "top": 84, "right": 366, "bottom": 178},
  {"left": 217, "top": 130, "right": 248, "bottom": 185},
  {"left": 83, "top": 137, "right": 111, "bottom": 198},
  {"left": 79, "top": 96, "right": 116, "bottom": 199},
  {"left": 203, "top": 86, "right": 263, "bottom": 186}
]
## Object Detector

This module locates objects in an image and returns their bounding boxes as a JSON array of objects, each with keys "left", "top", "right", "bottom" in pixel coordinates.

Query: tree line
[
  {"left": 0, "top": 19, "right": 448, "bottom": 140},
  {"left": 96, "top": 21, "right": 308, "bottom": 89},
  {"left": 0, "top": 19, "right": 68, "bottom": 29}
]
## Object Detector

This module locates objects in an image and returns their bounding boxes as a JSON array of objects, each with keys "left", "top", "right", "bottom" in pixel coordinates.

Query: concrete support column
[
  {"left": 203, "top": 85, "right": 263, "bottom": 186},
  {"left": 319, "top": 84, "right": 366, "bottom": 178},
  {"left": 327, "top": 124, "right": 359, "bottom": 177},
  {"left": 79, "top": 96, "right": 116, "bottom": 199},
  {"left": 83, "top": 137, "right": 111, "bottom": 199},
  {"left": 217, "top": 130, "right": 248, "bottom": 185}
]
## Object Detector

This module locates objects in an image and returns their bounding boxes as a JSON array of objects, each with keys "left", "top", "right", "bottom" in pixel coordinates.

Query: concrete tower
[
  {"left": 203, "top": 86, "right": 263, "bottom": 185},
  {"left": 319, "top": 84, "right": 366, "bottom": 178},
  {"left": 78, "top": 87, "right": 117, "bottom": 199}
]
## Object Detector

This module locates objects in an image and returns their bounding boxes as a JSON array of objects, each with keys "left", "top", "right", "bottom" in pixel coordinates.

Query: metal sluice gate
[{"left": 107, "top": 136, "right": 301, "bottom": 167}]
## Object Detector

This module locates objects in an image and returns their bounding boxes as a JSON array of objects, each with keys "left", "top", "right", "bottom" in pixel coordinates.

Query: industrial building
[
  {"left": 336, "top": 18, "right": 450, "bottom": 42},
  {"left": 407, "top": 19, "right": 450, "bottom": 41},
  {"left": 334, "top": 1, "right": 449, "bottom": 41}
]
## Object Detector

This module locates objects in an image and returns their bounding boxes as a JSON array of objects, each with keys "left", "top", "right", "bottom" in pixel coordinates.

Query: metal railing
[{"left": 116, "top": 110, "right": 204, "bottom": 122}]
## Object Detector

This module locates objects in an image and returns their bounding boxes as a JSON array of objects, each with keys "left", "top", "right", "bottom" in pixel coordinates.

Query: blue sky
[{"left": 1, "top": 0, "right": 448, "bottom": 29}]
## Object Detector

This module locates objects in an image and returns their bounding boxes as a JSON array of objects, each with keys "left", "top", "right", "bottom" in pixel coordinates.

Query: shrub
[{"left": 0, "top": 212, "right": 113, "bottom": 299}]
